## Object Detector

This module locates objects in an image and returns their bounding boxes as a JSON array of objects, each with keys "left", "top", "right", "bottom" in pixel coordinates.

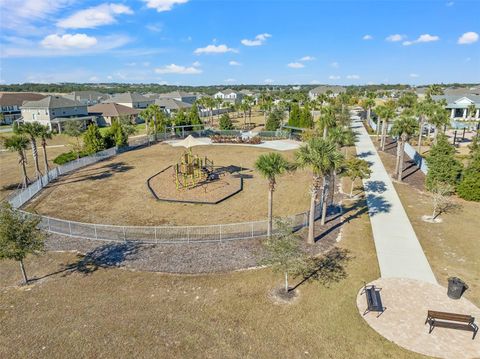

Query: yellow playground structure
[{"left": 174, "top": 149, "right": 214, "bottom": 190}]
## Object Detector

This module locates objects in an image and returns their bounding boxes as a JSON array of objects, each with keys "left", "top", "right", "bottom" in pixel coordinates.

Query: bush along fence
[
  {"left": 367, "top": 118, "right": 428, "bottom": 175},
  {"left": 17, "top": 203, "right": 340, "bottom": 244}
]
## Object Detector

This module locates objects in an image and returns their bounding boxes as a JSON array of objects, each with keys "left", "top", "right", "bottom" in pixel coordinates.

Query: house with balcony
[
  {"left": 88, "top": 103, "right": 140, "bottom": 126},
  {"left": 0, "top": 92, "right": 46, "bottom": 124},
  {"left": 20, "top": 96, "right": 94, "bottom": 132}
]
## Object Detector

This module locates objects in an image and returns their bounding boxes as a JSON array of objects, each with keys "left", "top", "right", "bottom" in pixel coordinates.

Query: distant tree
[
  {"left": 429, "top": 104, "right": 450, "bottom": 144},
  {"left": 318, "top": 106, "right": 336, "bottom": 139},
  {"left": 140, "top": 104, "right": 164, "bottom": 141},
  {"left": 425, "top": 134, "right": 462, "bottom": 190},
  {"left": 390, "top": 115, "right": 418, "bottom": 181},
  {"left": 425, "top": 84, "right": 444, "bottom": 100},
  {"left": 265, "top": 108, "right": 284, "bottom": 131},
  {"left": 37, "top": 125, "right": 53, "bottom": 176},
  {"left": 375, "top": 104, "right": 396, "bottom": 150},
  {"left": 188, "top": 103, "right": 202, "bottom": 126},
  {"left": 468, "top": 103, "right": 477, "bottom": 122},
  {"left": 108, "top": 121, "right": 128, "bottom": 147},
  {"left": 83, "top": 123, "right": 105, "bottom": 154},
  {"left": 63, "top": 120, "right": 84, "bottom": 158},
  {"left": 0, "top": 203, "right": 46, "bottom": 285},
  {"left": 398, "top": 92, "right": 418, "bottom": 110},
  {"left": 300, "top": 104, "right": 314, "bottom": 128},
  {"left": 457, "top": 147, "right": 480, "bottom": 201},
  {"left": 174, "top": 109, "right": 189, "bottom": 128},
  {"left": 219, "top": 113, "right": 233, "bottom": 130},
  {"left": 360, "top": 97, "right": 375, "bottom": 121},
  {"left": 345, "top": 157, "right": 371, "bottom": 197},
  {"left": 255, "top": 153, "right": 290, "bottom": 237},
  {"left": 415, "top": 100, "right": 434, "bottom": 153},
  {"left": 288, "top": 103, "right": 301, "bottom": 128},
  {"left": 3, "top": 135, "right": 30, "bottom": 188},
  {"left": 261, "top": 219, "right": 306, "bottom": 293}
]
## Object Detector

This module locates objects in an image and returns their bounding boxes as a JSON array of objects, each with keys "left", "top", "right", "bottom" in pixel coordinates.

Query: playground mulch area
[
  {"left": 148, "top": 166, "right": 243, "bottom": 204},
  {"left": 24, "top": 143, "right": 312, "bottom": 226}
]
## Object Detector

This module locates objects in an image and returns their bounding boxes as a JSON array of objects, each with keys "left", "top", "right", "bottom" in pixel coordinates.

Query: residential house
[
  {"left": 103, "top": 92, "right": 153, "bottom": 109},
  {"left": 213, "top": 89, "right": 244, "bottom": 104},
  {"left": 154, "top": 98, "right": 192, "bottom": 116},
  {"left": 20, "top": 96, "right": 94, "bottom": 132},
  {"left": 88, "top": 103, "right": 140, "bottom": 126},
  {"left": 0, "top": 92, "right": 46, "bottom": 124},
  {"left": 308, "top": 85, "right": 346, "bottom": 100},
  {"left": 432, "top": 94, "right": 480, "bottom": 128},
  {"left": 64, "top": 91, "right": 110, "bottom": 106},
  {"left": 156, "top": 91, "right": 197, "bottom": 104}
]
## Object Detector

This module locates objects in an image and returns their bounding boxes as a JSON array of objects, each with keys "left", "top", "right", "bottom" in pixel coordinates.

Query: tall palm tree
[
  {"left": 360, "top": 97, "right": 376, "bottom": 121},
  {"left": 141, "top": 104, "right": 164, "bottom": 142},
  {"left": 345, "top": 157, "right": 371, "bottom": 197},
  {"left": 16, "top": 122, "right": 44, "bottom": 181},
  {"left": 296, "top": 138, "right": 344, "bottom": 244},
  {"left": 255, "top": 153, "right": 290, "bottom": 237},
  {"left": 390, "top": 116, "right": 418, "bottom": 181},
  {"left": 429, "top": 104, "right": 450, "bottom": 144},
  {"left": 468, "top": 103, "right": 477, "bottom": 122},
  {"left": 4, "top": 135, "right": 30, "bottom": 188},
  {"left": 318, "top": 106, "right": 336, "bottom": 139},
  {"left": 37, "top": 125, "right": 53, "bottom": 177},
  {"left": 415, "top": 100, "right": 434, "bottom": 153},
  {"left": 375, "top": 104, "right": 396, "bottom": 151}
]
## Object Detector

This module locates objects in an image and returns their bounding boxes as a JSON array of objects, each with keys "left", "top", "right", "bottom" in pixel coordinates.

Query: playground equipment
[{"left": 174, "top": 149, "right": 214, "bottom": 189}]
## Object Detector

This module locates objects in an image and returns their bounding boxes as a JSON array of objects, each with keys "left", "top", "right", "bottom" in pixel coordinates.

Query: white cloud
[
  {"left": 346, "top": 74, "right": 360, "bottom": 79},
  {"left": 329, "top": 75, "right": 340, "bottom": 80},
  {"left": 229, "top": 60, "right": 241, "bottom": 66},
  {"left": 386, "top": 34, "right": 405, "bottom": 42},
  {"left": 300, "top": 56, "right": 315, "bottom": 61},
  {"left": 241, "top": 33, "right": 271, "bottom": 46},
  {"left": 225, "top": 78, "right": 236, "bottom": 83},
  {"left": 142, "top": 0, "right": 189, "bottom": 12},
  {"left": 264, "top": 78, "right": 274, "bottom": 84},
  {"left": 409, "top": 73, "right": 420, "bottom": 78},
  {"left": 57, "top": 3, "right": 133, "bottom": 29},
  {"left": 458, "top": 32, "right": 479, "bottom": 45},
  {"left": 330, "top": 61, "right": 339, "bottom": 68},
  {"left": 363, "top": 35, "right": 373, "bottom": 40},
  {"left": 154, "top": 64, "right": 202, "bottom": 74},
  {"left": 192, "top": 61, "right": 201, "bottom": 67},
  {"left": 146, "top": 23, "right": 163, "bottom": 32},
  {"left": 41, "top": 33, "right": 98, "bottom": 49},
  {"left": 194, "top": 44, "right": 237, "bottom": 54},
  {"left": 402, "top": 34, "right": 439, "bottom": 46},
  {"left": 287, "top": 62, "right": 305, "bottom": 69}
]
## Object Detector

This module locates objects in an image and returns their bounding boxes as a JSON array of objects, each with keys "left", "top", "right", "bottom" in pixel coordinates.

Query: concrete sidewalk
[{"left": 352, "top": 119, "right": 437, "bottom": 284}]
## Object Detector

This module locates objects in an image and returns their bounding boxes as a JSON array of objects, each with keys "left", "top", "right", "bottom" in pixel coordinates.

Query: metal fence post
[
  {"left": 94, "top": 224, "right": 98, "bottom": 240},
  {"left": 68, "top": 221, "right": 72, "bottom": 236},
  {"left": 123, "top": 226, "right": 127, "bottom": 242}
]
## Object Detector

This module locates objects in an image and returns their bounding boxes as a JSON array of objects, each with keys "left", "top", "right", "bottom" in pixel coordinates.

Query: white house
[
  {"left": 431, "top": 95, "right": 480, "bottom": 119},
  {"left": 157, "top": 91, "right": 197, "bottom": 104},
  {"left": 0, "top": 92, "right": 46, "bottom": 124},
  {"left": 20, "top": 96, "right": 94, "bottom": 132},
  {"left": 103, "top": 92, "right": 153, "bottom": 109},
  {"left": 213, "top": 89, "right": 244, "bottom": 104}
]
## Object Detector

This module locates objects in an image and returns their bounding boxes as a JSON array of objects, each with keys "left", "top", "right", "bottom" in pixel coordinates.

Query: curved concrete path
[{"left": 352, "top": 119, "right": 437, "bottom": 284}]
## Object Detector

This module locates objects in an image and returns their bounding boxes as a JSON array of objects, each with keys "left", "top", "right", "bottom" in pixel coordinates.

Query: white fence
[
  {"left": 8, "top": 135, "right": 333, "bottom": 243},
  {"left": 367, "top": 118, "right": 428, "bottom": 175}
]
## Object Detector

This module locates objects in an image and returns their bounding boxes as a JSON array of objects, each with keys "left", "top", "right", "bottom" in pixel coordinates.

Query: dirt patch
[{"left": 268, "top": 287, "right": 299, "bottom": 304}]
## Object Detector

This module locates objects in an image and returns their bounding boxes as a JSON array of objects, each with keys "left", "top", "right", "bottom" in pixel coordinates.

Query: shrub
[
  {"left": 83, "top": 123, "right": 105, "bottom": 154},
  {"left": 219, "top": 113, "right": 233, "bottom": 130},
  {"left": 425, "top": 134, "right": 462, "bottom": 191},
  {"left": 457, "top": 149, "right": 480, "bottom": 201},
  {"left": 53, "top": 151, "right": 89, "bottom": 165},
  {"left": 265, "top": 108, "right": 284, "bottom": 131}
]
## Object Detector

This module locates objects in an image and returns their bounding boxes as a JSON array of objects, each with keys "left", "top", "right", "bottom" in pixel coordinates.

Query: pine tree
[
  {"left": 188, "top": 103, "right": 202, "bottom": 125},
  {"left": 425, "top": 134, "right": 462, "bottom": 190},
  {"left": 288, "top": 103, "right": 301, "bottom": 127},
  {"left": 219, "top": 113, "right": 233, "bottom": 130},
  {"left": 83, "top": 123, "right": 105, "bottom": 154},
  {"left": 457, "top": 148, "right": 480, "bottom": 201},
  {"left": 265, "top": 108, "right": 284, "bottom": 131},
  {"left": 300, "top": 105, "right": 313, "bottom": 128}
]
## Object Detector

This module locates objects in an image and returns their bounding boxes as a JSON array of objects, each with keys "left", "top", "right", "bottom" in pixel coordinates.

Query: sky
[{"left": 0, "top": 0, "right": 479, "bottom": 86}]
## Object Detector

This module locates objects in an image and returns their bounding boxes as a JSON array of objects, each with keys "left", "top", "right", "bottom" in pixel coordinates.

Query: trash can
[{"left": 447, "top": 277, "right": 468, "bottom": 299}]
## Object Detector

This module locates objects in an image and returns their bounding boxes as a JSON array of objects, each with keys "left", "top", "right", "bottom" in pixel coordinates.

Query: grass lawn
[
  {"left": 377, "top": 146, "right": 480, "bottom": 306},
  {"left": 25, "top": 143, "right": 312, "bottom": 226},
  {"left": 0, "top": 193, "right": 424, "bottom": 358}
]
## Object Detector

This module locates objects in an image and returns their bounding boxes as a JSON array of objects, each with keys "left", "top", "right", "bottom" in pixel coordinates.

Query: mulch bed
[
  {"left": 45, "top": 203, "right": 344, "bottom": 274},
  {"left": 379, "top": 137, "right": 426, "bottom": 192}
]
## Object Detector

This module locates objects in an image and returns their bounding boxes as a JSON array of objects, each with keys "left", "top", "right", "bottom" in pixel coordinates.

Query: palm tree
[
  {"left": 360, "top": 97, "right": 376, "bottom": 121},
  {"left": 37, "top": 125, "right": 53, "bottom": 177},
  {"left": 16, "top": 122, "right": 44, "bottom": 181},
  {"left": 390, "top": 116, "right": 418, "bottom": 181},
  {"left": 4, "top": 135, "right": 30, "bottom": 188},
  {"left": 240, "top": 100, "right": 250, "bottom": 129},
  {"left": 429, "top": 104, "right": 450, "bottom": 144},
  {"left": 328, "top": 126, "right": 355, "bottom": 157},
  {"left": 255, "top": 153, "right": 290, "bottom": 237},
  {"left": 415, "top": 100, "right": 434, "bottom": 153},
  {"left": 296, "top": 138, "right": 344, "bottom": 244},
  {"left": 375, "top": 104, "right": 396, "bottom": 151},
  {"left": 318, "top": 106, "right": 336, "bottom": 139},
  {"left": 345, "top": 157, "right": 371, "bottom": 197},
  {"left": 140, "top": 104, "right": 164, "bottom": 142},
  {"left": 468, "top": 103, "right": 477, "bottom": 122}
]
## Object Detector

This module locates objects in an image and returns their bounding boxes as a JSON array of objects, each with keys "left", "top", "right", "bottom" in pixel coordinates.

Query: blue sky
[{"left": 0, "top": 0, "right": 479, "bottom": 85}]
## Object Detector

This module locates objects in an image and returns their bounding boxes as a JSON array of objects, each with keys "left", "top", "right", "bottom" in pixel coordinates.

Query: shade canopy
[{"left": 175, "top": 135, "right": 205, "bottom": 148}]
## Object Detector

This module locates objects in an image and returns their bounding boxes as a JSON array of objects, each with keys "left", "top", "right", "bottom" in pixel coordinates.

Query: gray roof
[
  {"left": 154, "top": 98, "right": 192, "bottom": 111},
  {"left": 158, "top": 91, "right": 196, "bottom": 99},
  {"left": 21, "top": 95, "right": 84, "bottom": 109},
  {"left": 0, "top": 92, "right": 46, "bottom": 106},
  {"left": 432, "top": 94, "right": 480, "bottom": 107},
  {"left": 309, "top": 85, "right": 346, "bottom": 95},
  {"left": 66, "top": 91, "right": 109, "bottom": 101},
  {"left": 103, "top": 92, "right": 152, "bottom": 104}
]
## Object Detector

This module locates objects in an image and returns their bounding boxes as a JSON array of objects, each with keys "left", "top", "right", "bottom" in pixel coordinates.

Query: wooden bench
[
  {"left": 362, "top": 284, "right": 386, "bottom": 316},
  {"left": 426, "top": 310, "right": 478, "bottom": 339}
]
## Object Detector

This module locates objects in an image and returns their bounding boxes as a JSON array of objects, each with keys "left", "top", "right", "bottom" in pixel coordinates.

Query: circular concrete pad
[{"left": 357, "top": 278, "right": 480, "bottom": 359}]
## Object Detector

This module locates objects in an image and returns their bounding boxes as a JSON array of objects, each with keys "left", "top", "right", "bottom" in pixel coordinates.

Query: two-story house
[
  {"left": 213, "top": 89, "right": 244, "bottom": 104},
  {"left": 308, "top": 85, "right": 346, "bottom": 100},
  {"left": 20, "top": 96, "right": 94, "bottom": 132},
  {"left": 0, "top": 92, "right": 46, "bottom": 124},
  {"left": 156, "top": 91, "right": 197, "bottom": 104},
  {"left": 103, "top": 92, "right": 153, "bottom": 109},
  {"left": 64, "top": 91, "right": 110, "bottom": 106}
]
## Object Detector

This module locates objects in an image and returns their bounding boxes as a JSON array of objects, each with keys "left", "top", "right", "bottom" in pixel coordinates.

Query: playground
[{"left": 25, "top": 141, "right": 312, "bottom": 226}]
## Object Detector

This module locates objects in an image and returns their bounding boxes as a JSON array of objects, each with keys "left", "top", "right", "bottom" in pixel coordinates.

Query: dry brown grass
[
  {"left": 25, "top": 143, "right": 312, "bottom": 226},
  {"left": 0, "top": 195, "right": 424, "bottom": 358}
]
